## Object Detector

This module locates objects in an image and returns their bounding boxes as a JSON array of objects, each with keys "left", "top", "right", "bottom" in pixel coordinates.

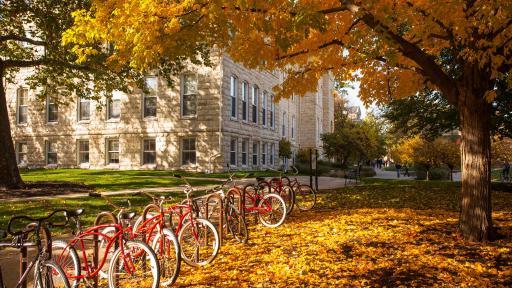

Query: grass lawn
[{"left": 20, "top": 169, "right": 282, "bottom": 192}]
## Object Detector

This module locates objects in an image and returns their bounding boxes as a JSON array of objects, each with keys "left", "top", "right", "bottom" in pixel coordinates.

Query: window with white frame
[
  {"left": 107, "top": 92, "right": 121, "bottom": 120},
  {"left": 143, "top": 76, "right": 158, "bottom": 118},
  {"left": 241, "top": 139, "right": 248, "bottom": 166},
  {"left": 181, "top": 74, "right": 197, "bottom": 117},
  {"left": 78, "top": 97, "right": 90, "bottom": 121},
  {"left": 78, "top": 140, "right": 89, "bottom": 164},
  {"left": 230, "top": 75, "right": 237, "bottom": 118},
  {"left": 107, "top": 139, "right": 120, "bottom": 164},
  {"left": 251, "top": 85, "right": 258, "bottom": 124},
  {"left": 282, "top": 111, "right": 287, "bottom": 137},
  {"left": 16, "top": 142, "right": 28, "bottom": 164},
  {"left": 17, "top": 88, "right": 28, "bottom": 124},
  {"left": 291, "top": 115, "right": 295, "bottom": 139},
  {"left": 261, "top": 142, "right": 267, "bottom": 166},
  {"left": 47, "top": 96, "right": 58, "bottom": 123},
  {"left": 181, "top": 138, "right": 197, "bottom": 165},
  {"left": 262, "top": 92, "right": 267, "bottom": 127},
  {"left": 270, "top": 95, "right": 275, "bottom": 128},
  {"left": 241, "top": 81, "right": 248, "bottom": 121},
  {"left": 252, "top": 142, "right": 258, "bottom": 166},
  {"left": 229, "top": 138, "right": 237, "bottom": 166},
  {"left": 270, "top": 143, "right": 275, "bottom": 166},
  {"left": 143, "top": 138, "right": 156, "bottom": 165},
  {"left": 46, "top": 140, "right": 57, "bottom": 165}
]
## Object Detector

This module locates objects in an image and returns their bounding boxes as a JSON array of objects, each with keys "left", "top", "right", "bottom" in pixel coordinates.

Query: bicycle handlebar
[
  {"left": 7, "top": 209, "right": 68, "bottom": 236},
  {"left": 89, "top": 192, "right": 132, "bottom": 211}
]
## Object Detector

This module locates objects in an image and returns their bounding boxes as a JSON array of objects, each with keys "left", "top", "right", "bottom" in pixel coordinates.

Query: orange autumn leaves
[{"left": 174, "top": 184, "right": 512, "bottom": 287}]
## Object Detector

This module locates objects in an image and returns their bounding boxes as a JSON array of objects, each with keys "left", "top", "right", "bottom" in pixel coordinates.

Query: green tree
[
  {"left": 436, "top": 138, "right": 461, "bottom": 181},
  {"left": 278, "top": 138, "right": 292, "bottom": 159}
]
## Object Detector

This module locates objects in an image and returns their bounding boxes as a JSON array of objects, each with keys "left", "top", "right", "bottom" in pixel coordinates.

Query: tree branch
[
  {"left": 3, "top": 58, "right": 101, "bottom": 73},
  {"left": 0, "top": 34, "right": 47, "bottom": 46}
]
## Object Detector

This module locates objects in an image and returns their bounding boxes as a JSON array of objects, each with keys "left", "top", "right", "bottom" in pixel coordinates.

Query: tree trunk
[
  {"left": 458, "top": 81, "right": 493, "bottom": 242},
  {"left": 0, "top": 65, "right": 23, "bottom": 189}
]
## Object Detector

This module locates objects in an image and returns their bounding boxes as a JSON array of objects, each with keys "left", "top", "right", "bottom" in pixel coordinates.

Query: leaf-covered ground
[{"left": 177, "top": 180, "right": 512, "bottom": 287}]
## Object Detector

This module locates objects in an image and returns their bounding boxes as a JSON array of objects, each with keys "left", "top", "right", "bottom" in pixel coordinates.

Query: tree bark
[
  {"left": 0, "top": 65, "right": 23, "bottom": 189},
  {"left": 458, "top": 74, "right": 493, "bottom": 242}
]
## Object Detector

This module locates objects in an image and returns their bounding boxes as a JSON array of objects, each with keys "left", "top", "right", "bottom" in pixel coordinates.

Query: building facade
[{"left": 6, "top": 55, "right": 334, "bottom": 172}]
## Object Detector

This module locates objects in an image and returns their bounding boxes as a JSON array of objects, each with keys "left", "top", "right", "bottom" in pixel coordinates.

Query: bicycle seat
[
  {"left": 65, "top": 209, "right": 84, "bottom": 218},
  {"left": 0, "top": 230, "right": 7, "bottom": 239},
  {"left": 256, "top": 177, "right": 265, "bottom": 182},
  {"left": 119, "top": 212, "right": 137, "bottom": 220}
]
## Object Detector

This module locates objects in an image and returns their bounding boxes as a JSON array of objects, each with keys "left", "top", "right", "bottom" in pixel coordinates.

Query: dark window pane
[
  {"left": 182, "top": 94, "right": 197, "bottom": 116},
  {"left": 144, "top": 96, "right": 157, "bottom": 117}
]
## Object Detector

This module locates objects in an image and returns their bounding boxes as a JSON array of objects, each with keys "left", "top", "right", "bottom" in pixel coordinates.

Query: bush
[
  {"left": 295, "top": 159, "right": 339, "bottom": 176},
  {"left": 359, "top": 166, "right": 376, "bottom": 177},
  {"left": 415, "top": 165, "right": 450, "bottom": 180}
]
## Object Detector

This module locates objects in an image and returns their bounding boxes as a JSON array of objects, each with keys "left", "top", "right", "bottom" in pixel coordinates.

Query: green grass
[{"left": 20, "top": 169, "right": 236, "bottom": 191}]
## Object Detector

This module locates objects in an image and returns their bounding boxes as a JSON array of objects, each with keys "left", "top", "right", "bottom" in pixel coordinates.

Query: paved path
[{"left": 373, "top": 168, "right": 462, "bottom": 181}]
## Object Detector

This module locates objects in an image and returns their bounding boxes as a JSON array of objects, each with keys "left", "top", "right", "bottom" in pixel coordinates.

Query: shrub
[
  {"left": 359, "top": 166, "right": 376, "bottom": 177},
  {"left": 415, "top": 165, "right": 450, "bottom": 180}
]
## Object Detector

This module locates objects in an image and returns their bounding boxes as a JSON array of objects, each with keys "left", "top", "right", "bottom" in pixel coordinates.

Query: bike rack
[
  {"left": 142, "top": 204, "right": 161, "bottom": 244},
  {"left": 93, "top": 211, "right": 118, "bottom": 288},
  {"left": 204, "top": 193, "right": 224, "bottom": 245},
  {"left": 226, "top": 187, "right": 245, "bottom": 232}
]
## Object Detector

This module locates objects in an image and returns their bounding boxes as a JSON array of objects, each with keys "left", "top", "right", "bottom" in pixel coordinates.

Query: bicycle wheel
[
  {"left": 257, "top": 193, "right": 286, "bottom": 228},
  {"left": 294, "top": 184, "right": 316, "bottom": 211},
  {"left": 52, "top": 240, "right": 81, "bottom": 288},
  {"left": 178, "top": 218, "right": 220, "bottom": 267},
  {"left": 151, "top": 228, "right": 181, "bottom": 286},
  {"left": 108, "top": 240, "right": 160, "bottom": 288},
  {"left": 279, "top": 185, "right": 295, "bottom": 216},
  {"left": 225, "top": 202, "right": 249, "bottom": 244},
  {"left": 98, "top": 226, "right": 117, "bottom": 279},
  {"left": 242, "top": 184, "right": 258, "bottom": 208},
  {"left": 34, "top": 260, "right": 71, "bottom": 288}
]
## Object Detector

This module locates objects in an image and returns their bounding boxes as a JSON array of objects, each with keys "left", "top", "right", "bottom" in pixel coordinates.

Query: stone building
[{"left": 6, "top": 55, "right": 334, "bottom": 172}]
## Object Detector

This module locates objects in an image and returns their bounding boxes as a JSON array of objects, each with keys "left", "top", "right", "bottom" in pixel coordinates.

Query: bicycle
[
  {"left": 241, "top": 177, "right": 287, "bottom": 228},
  {"left": 195, "top": 172, "right": 251, "bottom": 244},
  {"left": 0, "top": 210, "right": 71, "bottom": 288},
  {"left": 52, "top": 197, "right": 160, "bottom": 288},
  {"left": 134, "top": 175, "right": 220, "bottom": 267},
  {"left": 286, "top": 166, "right": 316, "bottom": 211},
  {"left": 255, "top": 168, "right": 295, "bottom": 216}
]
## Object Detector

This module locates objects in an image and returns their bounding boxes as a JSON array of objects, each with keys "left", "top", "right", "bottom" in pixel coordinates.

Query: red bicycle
[
  {"left": 134, "top": 175, "right": 220, "bottom": 267},
  {"left": 52, "top": 200, "right": 160, "bottom": 288},
  {"left": 240, "top": 179, "right": 287, "bottom": 228}
]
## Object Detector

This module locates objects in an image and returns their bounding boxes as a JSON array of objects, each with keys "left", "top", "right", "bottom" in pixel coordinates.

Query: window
[
  {"left": 251, "top": 85, "right": 258, "bottom": 124},
  {"left": 143, "top": 76, "right": 158, "bottom": 118},
  {"left": 46, "top": 140, "right": 57, "bottom": 165},
  {"left": 291, "top": 115, "right": 295, "bottom": 139},
  {"left": 262, "top": 92, "right": 267, "bottom": 127},
  {"left": 282, "top": 111, "right": 287, "bottom": 137},
  {"left": 270, "top": 95, "right": 275, "bottom": 128},
  {"left": 78, "top": 97, "right": 90, "bottom": 121},
  {"left": 241, "top": 81, "right": 248, "bottom": 121},
  {"left": 241, "top": 140, "right": 248, "bottom": 166},
  {"left": 16, "top": 142, "right": 28, "bottom": 165},
  {"left": 181, "top": 138, "right": 197, "bottom": 165},
  {"left": 252, "top": 142, "right": 258, "bottom": 166},
  {"left": 47, "top": 96, "right": 58, "bottom": 123},
  {"left": 261, "top": 143, "right": 267, "bottom": 166},
  {"left": 143, "top": 138, "right": 156, "bottom": 165},
  {"left": 17, "top": 88, "right": 28, "bottom": 124},
  {"left": 181, "top": 74, "right": 197, "bottom": 117},
  {"left": 107, "top": 139, "right": 120, "bottom": 164},
  {"left": 230, "top": 138, "right": 237, "bottom": 166},
  {"left": 230, "top": 76, "right": 237, "bottom": 118},
  {"left": 78, "top": 140, "right": 89, "bottom": 164},
  {"left": 270, "top": 143, "right": 275, "bottom": 166},
  {"left": 107, "top": 92, "right": 121, "bottom": 120}
]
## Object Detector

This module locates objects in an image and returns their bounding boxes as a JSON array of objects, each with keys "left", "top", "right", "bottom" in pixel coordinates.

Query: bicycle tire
[
  {"left": 34, "top": 260, "right": 71, "bottom": 288},
  {"left": 107, "top": 240, "right": 160, "bottom": 288},
  {"left": 225, "top": 202, "right": 249, "bottom": 244},
  {"left": 98, "top": 226, "right": 117, "bottom": 279},
  {"left": 178, "top": 218, "right": 220, "bottom": 267},
  {"left": 257, "top": 193, "right": 287, "bottom": 228},
  {"left": 294, "top": 184, "right": 316, "bottom": 211},
  {"left": 151, "top": 228, "right": 181, "bottom": 286},
  {"left": 278, "top": 185, "right": 295, "bottom": 216},
  {"left": 52, "top": 240, "right": 81, "bottom": 288}
]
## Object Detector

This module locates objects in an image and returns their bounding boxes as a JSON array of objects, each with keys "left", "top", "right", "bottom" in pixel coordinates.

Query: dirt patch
[{"left": 0, "top": 181, "right": 94, "bottom": 199}]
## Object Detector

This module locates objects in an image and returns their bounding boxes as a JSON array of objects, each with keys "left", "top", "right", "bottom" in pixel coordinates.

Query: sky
[{"left": 341, "top": 81, "right": 369, "bottom": 118}]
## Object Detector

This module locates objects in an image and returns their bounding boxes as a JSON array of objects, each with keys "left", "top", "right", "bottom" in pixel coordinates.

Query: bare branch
[{"left": 0, "top": 34, "right": 47, "bottom": 46}]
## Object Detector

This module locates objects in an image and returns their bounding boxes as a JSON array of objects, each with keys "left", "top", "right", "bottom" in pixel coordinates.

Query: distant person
[
  {"left": 504, "top": 161, "right": 510, "bottom": 181},
  {"left": 403, "top": 164, "right": 410, "bottom": 177},
  {"left": 395, "top": 163, "right": 402, "bottom": 178}
]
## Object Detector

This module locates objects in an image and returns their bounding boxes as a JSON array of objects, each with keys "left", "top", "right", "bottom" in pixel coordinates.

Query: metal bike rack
[{"left": 93, "top": 211, "right": 118, "bottom": 288}]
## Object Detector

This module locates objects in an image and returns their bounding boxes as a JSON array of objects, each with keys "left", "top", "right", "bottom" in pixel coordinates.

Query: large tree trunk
[
  {"left": 458, "top": 75, "right": 493, "bottom": 242},
  {"left": 0, "top": 65, "right": 23, "bottom": 189}
]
